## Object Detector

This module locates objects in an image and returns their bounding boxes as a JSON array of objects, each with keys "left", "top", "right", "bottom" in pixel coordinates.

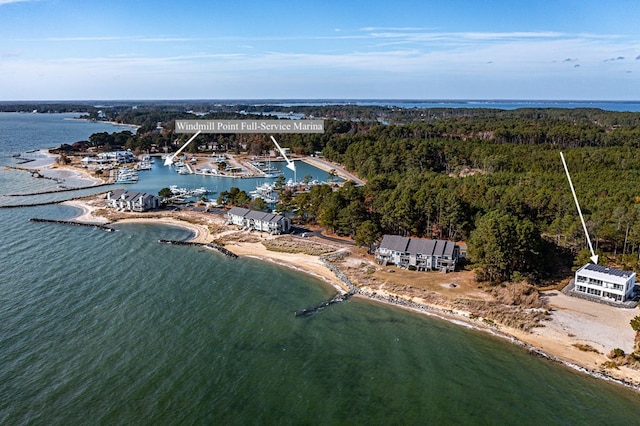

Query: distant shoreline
[
  {"left": 68, "top": 117, "right": 141, "bottom": 130},
  {"left": 2, "top": 100, "right": 640, "bottom": 115}
]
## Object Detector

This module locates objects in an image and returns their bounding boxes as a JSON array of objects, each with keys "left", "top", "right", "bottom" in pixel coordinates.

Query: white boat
[
  {"left": 138, "top": 161, "right": 152, "bottom": 170},
  {"left": 250, "top": 182, "right": 279, "bottom": 203},
  {"left": 116, "top": 176, "right": 138, "bottom": 183},
  {"left": 194, "top": 168, "right": 219, "bottom": 176},
  {"left": 169, "top": 185, "right": 215, "bottom": 200},
  {"left": 116, "top": 167, "right": 139, "bottom": 183},
  {"left": 263, "top": 170, "right": 283, "bottom": 178}
]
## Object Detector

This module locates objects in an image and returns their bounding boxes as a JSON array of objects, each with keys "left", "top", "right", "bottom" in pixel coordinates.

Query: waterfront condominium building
[
  {"left": 375, "top": 234, "right": 459, "bottom": 272},
  {"left": 574, "top": 264, "right": 636, "bottom": 303},
  {"left": 226, "top": 207, "right": 291, "bottom": 235}
]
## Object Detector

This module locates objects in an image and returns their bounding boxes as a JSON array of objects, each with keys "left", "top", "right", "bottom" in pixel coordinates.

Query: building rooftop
[
  {"left": 379, "top": 234, "right": 457, "bottom": 257},
  {"left": 379, "top": 235, "right": 410, "bottom": 253},
  {"left": 583, "top": 263, "right": 635, "bottom": 279},
  {"left": 228, "top": 207, "right": 287, "bottom": 224}
]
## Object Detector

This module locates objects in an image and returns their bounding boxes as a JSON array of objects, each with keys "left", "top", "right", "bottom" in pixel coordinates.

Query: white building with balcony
[
  {"left": 375, "top": 235, "right": 459, "bottom": 272},
  {"left": 227, "top": 207, "right": 291, "bottom": 235},
  {"left": 574, "top": 264, "right": 636, "bottom": 303},
  {"left": 107, "top": 189, "right": 160, "bottom": 212},
  {"left": 98, "top": 150, "right": 136, "bottom": 164}
]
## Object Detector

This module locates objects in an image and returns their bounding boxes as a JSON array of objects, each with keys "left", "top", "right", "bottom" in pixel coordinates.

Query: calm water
[
  {"left": 2, "top": 113, "right": 640, "bottom": 424},
  {"left": 271, "top": 99, "right": 640, "bottom": 112}
]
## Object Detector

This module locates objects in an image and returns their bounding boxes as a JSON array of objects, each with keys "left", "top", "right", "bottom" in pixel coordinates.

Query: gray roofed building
[
  {"left": 107, "top": 189, "right": 160, "bottom": 212},
  {"left": 227, "top": 207, "right": 291, "bottom": 235},
  {"left": 380, "top": 235, "right": 410, "bottom": 253},
  {"left": 375, "top": 234, "right": 459, "bottom": 272}
]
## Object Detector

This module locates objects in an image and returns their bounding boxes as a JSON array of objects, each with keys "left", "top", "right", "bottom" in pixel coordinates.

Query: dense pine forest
[
  {"left": 308, "top": 110, "right": 640, "bottom": 283},
  {"left": 40, "top": 103, "right": 640, "bottom": 284}
]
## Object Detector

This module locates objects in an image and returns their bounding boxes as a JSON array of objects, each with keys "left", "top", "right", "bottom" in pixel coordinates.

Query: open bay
[{"left": 2, "top": 112, "right": 640, "bottom": 424}]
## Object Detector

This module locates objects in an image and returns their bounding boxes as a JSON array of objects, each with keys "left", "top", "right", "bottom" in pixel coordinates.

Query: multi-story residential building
[
  {"left": 574, "top": 264, "right": 636, "bottom": 303},
  {"left": 375, "top": 234, "right": 459, "bottom": 272},
  {"left": 227, "top": 207, "right": 291, "bottom": 235},
  {"left": 107, "top": 189, "right": 160, "bottom": 212}
]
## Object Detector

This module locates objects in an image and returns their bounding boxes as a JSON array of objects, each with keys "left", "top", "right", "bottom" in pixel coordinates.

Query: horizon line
[{"left": 1, "top": 98, "right": 639, "bottom": 104}]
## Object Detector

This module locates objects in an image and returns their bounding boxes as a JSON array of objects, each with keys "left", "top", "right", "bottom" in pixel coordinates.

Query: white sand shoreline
[
  {"left": 357, "top": 292, "right": 640, "bottom": 392},
  {"left": 68, "top": 117, "right": 141, "bottom": 130},
  {"left": 60, "top": 196, "right": 640, "bottom": 393}
]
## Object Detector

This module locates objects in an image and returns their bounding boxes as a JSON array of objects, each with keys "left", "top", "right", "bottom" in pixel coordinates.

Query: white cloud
[
  {"left": 2, "top": 27, "right": 639, "bottom": 100},
  {"left": 367, "top": 31, "right": 565, "bottom": 41},
  {"left": 360, "top": 27, "right": 432, "bottom": 32},
  {"left": 42, "top": 36, "right": 195, "bottom": 43},
  {"left": 0, "top": 0, "right": 35, "bottom": 5}
]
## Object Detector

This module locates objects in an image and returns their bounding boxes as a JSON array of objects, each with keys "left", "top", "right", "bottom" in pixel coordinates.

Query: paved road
[{"left": 291, "top": 226, "right": 355, "bottom": 246}]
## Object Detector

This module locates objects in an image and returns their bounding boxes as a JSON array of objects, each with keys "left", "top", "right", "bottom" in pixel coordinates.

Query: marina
[
  {"left": 250, "top": 182, "right": 279, "bottom": 203},
  {"left": 115, "top": 167, "right": 139, "bottom": 183},
  {"left": 249, "top": 155, "right": 284, "bottom": 178}
]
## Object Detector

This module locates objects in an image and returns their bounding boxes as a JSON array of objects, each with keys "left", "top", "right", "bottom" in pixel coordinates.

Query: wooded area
[{"left": 55, "top": 104, "right": 640, "bottom": 283}]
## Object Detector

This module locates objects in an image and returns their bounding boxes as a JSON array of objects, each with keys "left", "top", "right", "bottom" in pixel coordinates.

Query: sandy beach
[
  {"left": 60, "top": 195, "right": 640, "bottom": 392},
  {"left": 77, "top": 205, "right": 640, "bottom": 391},
  {"left": 16, "top": 148, "right": 109, "bottom": 187}
]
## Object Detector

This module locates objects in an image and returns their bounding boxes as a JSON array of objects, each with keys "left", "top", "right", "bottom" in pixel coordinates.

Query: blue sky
[{"left": 1, "top": 0, "right": 639, "bottom": 100}]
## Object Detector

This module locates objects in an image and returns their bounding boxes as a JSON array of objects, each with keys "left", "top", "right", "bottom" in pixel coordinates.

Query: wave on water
[{"left": 3, "top": 111, "right": 640, "bottom": 424}]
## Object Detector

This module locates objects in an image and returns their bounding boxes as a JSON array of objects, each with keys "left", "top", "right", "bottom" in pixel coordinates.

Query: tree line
[{"left": 76, "top": 105, "right": 640, "bottom": 283}]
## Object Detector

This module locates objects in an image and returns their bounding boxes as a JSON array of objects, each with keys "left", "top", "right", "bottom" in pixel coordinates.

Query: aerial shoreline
[
  {"left": 60, "top": 190, "right": 640, "bottom": 394},
  {"left": 16, "top": 151, "right": 639, "bottom": 394}
]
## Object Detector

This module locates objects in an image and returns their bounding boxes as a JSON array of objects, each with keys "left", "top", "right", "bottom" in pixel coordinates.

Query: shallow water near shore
[{"left": 2, "top": 113, "right": 640, "bottom": 424}]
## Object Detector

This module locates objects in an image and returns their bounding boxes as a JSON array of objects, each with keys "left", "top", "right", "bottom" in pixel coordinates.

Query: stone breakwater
[
  {"left": 29, "top": 217, "right": 114, "bottom": 231},
  {"left": 5, "top": 184, "right": 112, "bottom": 197},
  {"left": 320, "top": 252, "right": 359, "bottom": 295},
  {"left": 157, "top": 239, "right": 238, "bottom": 258},
  {"left": 293, "top": 252, "right": 358, "bottom": 317}
]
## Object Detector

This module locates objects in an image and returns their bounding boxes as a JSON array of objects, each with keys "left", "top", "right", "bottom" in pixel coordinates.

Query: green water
[
  {"left": 2, "top": 113, "right": 640, "bottom": 424},
  {"left": 1, "top": 215, "right": 639, "bottom": 425}
]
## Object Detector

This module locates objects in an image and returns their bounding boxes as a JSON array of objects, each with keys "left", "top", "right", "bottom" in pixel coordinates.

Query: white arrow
[
  {"left": 560, "top": 152, "right": 598, "bottom": 264},
  {"left": 270, "top": 135, "right": 296, "bottom": 173},
  {"left": 164, "top": 130, "right": 202, "bottom": 166}
]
